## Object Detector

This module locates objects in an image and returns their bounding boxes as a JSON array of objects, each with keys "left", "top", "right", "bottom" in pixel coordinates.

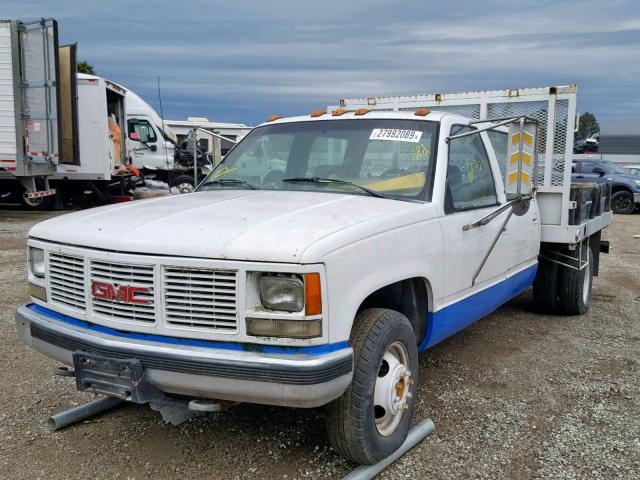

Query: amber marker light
[{"left": 304, "top": 273, "right": 322, "bottom": 316}]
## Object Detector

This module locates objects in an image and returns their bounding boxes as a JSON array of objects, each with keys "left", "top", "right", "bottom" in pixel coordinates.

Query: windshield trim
[{"left": 197, "top": 118, "right": 439, "bottom": 203}]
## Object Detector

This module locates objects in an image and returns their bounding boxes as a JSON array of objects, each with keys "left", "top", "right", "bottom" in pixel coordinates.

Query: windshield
[
  {"left": 198, "top": 119, "right": 438, "bottom": 201},
  {"left": 602, "top": 161, "right": 628, "bottom": 174}
]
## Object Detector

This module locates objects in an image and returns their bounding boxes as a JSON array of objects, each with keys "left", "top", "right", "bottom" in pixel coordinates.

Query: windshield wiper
[
  {"left": 282, "top": 177, "right": 387, "bottom": 199},
  {"left": 200, "top": 178, "right": 256, "bottom": 190}
]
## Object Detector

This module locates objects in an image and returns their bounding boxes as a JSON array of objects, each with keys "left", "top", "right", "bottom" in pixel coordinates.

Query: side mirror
[
  {"left": 592, "top": 166, "right": 605, "bottom": 176},
  {"left": 149, "top": 144, "right": 157, "bottom": 152}
]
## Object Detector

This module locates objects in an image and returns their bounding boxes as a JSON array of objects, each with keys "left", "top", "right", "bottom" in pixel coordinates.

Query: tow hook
[{"left": 54, "top": 366, "right": 75, "bottom": 377}]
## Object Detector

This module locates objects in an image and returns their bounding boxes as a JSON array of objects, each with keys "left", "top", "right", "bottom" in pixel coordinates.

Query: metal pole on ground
[
  {"left": 342, "top": 419, "right": 435, "bottom": 480},
  {"left": 48, "top": 396, "right": 125, "bottom": 431}
]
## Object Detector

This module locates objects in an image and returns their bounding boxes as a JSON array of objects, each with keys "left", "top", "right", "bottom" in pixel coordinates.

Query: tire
[
  {"left": 172, "top": 175, "right": 195, "bottom": 194},
  {"left": 20, "top": 192, "right": 53, "bottom": 211},
  {"left": 611, "top": 191, "right": 635, "bottom": 214},
  {"left": 325, "top": 308, "right": 418, "bottom": 464},
  {"left": 532, "top": 257, "right": 560, "bottom": 314},
  {"left": 558, "top": 243, "right": 594, "bottom": 315}
]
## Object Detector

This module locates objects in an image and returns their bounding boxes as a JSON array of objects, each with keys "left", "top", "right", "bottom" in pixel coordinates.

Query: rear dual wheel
[
  {"left": 326, "top": 308, "right": 418, "bottom": 464},
  {"left": 558, "top": 243, "right": 593, "bottom": 315},
  {"left": 533, "top": 243, "right": 594, "bottom": 315}
]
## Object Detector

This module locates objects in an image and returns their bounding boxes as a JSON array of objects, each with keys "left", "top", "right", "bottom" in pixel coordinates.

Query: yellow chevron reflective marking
[
  {"left": 511, "top": 132, "right": 533, "bottom": 146},
  {"left": 523, "top": 131, "right": 533, "bottom": 146},
  {"left": 510, "top": 151, "right": 532, "bottom": 166},
  {"left": 508, "top": 171, "right": 531, "bottom": 185}
]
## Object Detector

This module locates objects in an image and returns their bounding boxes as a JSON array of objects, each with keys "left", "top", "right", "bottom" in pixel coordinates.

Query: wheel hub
[
  {"left": 373, "top": 342, "right": 412, "bottom": 436},
  {"left": 177, "top": 183, "right": 194, "bottom": 194}
]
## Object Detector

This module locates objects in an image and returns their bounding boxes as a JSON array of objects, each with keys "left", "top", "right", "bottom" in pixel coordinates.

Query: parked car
[
  {"left": 573, "top": 137, "right": 598, "bottom": 153},
  {"left": 572, "top": 159, "right": 640, "bottom": 214}
]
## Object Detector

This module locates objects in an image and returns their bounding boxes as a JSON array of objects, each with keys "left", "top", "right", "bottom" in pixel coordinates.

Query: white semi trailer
[
  {"left": 0, "top": 18, "right": 133, "bottom": 209},
  {"left": 0, "top": 19, "right": 62, "bottom": 207}
]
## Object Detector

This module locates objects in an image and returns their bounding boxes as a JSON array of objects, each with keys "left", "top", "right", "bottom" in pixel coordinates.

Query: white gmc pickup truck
[{"left": 17, "top": 86, "right": 612, "bottom": 464}]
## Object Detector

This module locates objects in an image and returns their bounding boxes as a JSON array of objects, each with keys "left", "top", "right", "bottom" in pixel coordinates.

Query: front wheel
[
  {"left": 172, "top": 175, "right": 195, "bottom": 194},
  {"left": 20, "top": 192, "right": 53, "bottom": 210},
  {"left": 325, "top": 308, "right": 418, "bottom": 464}
]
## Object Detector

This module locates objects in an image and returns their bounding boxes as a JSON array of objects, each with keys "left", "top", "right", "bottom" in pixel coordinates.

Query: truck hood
[
  {"left": 613, "top": 173, "right": 640, "bottom": 185},
  {"left": 30, "top": 190, "right": 433, "bottom": 263}
]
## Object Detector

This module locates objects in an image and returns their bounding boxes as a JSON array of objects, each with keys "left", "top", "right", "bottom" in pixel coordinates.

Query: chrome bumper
[
  {"left": 15, "top": 305, "right": 353, "bottom": 408},
  {"left": 634, "top": 193, "right": 640, "bottom": 204}
]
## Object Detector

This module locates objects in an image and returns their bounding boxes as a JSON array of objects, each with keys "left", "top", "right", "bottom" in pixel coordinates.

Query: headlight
[
  {"left": 634, "top": 179, "right": 640, "bottom": 186},
  {"left": 29, "top": 247, "right": 45, "bottom": 278},
  {"left": 259, "top": 274, "right": 304, "bottom": 312}
]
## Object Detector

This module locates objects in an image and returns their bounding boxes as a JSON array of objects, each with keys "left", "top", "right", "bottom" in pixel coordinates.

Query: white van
[{"left": 125, "top": 89, "right": 176, "bottom": 172}]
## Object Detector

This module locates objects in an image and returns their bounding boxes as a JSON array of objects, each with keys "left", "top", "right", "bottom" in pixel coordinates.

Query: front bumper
[
  {"left": 634, "top": 193, "right": 640, "bottom": 204},
  {"left": 16, "top": 305, "right": 353, "bottom": 408}
]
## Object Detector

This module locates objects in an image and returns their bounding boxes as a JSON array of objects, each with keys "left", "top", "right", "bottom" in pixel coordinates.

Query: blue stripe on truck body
[{"left": 419, "top": 264, "right": 537, "bottom": 351}]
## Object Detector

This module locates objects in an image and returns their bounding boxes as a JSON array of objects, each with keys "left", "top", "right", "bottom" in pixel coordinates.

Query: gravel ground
[{"left": 0, "top": 208, "right": 638, "bottom": 479}]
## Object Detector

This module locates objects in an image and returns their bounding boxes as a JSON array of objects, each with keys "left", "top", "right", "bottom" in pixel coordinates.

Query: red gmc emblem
[{"left": 91, "top": 281, "right": 150, "bottom": 305}]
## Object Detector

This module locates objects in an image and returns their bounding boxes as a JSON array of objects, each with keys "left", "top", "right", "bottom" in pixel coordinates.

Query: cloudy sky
[{"left": 4, "top": 0, "right": 640, "bottom": 126}]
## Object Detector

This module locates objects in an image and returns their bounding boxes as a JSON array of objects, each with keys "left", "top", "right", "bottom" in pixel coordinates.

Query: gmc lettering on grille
[{"left": 90, "top": 281, "right": 150, "bottom": 305}]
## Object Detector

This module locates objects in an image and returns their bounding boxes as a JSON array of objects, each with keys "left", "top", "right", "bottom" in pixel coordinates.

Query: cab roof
[{"left": 256, "top": 110, "right": 474, "bottom": 128}]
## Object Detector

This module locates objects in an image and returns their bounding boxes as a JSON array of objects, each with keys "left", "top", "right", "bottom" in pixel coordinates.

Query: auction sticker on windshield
[{"left": 369, "top": 128, "right": 423, "bottom": 143}]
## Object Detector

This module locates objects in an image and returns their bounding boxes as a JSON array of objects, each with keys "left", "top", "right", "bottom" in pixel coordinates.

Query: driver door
[
  {"left": 127, "top": 118, "right": 165, "bottom": 169},
  {"left": 439, "top": 126, "right": 512, "bottom": 305}
]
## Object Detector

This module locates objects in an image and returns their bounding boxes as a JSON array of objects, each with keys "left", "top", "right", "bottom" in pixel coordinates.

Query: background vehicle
[
  {"left": 0, "top": 19, "right": 62, "bottom": 208},
  {"left": 574, "top": 137, "right": 598, "bottom": 153},
  {"left": 17, "top": 85, "right": 612, "bottom": 465},
  {"left": 125, "top": 88, "right": 176, "bottom": 172},
  {"left": 0, "top": 18, "right": 138, "bottom": 209},
  {"left": 572, "top": 159, "right": 640, "bottom": 213},
  {"left": 50, "top": 73, "right": 133, "bottom": 207}
]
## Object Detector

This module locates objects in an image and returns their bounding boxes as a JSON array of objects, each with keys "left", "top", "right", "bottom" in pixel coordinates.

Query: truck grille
[
  {"left": 163, "top": 267, "right": 238, "bottom": 331},
  {"left": 89, "top": 260, "right": 156, "bottom": 323},
  {"left": 49, "top": 253, "right": 86, "bottom": 311}
]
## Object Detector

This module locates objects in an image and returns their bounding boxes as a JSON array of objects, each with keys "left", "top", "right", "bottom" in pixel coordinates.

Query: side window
[
  {"left": 446, "top": 126, "right": 498, "bottom": 213},
  {"left": 486, "top": 130, "right": 508, "bottom": 179},
  {"left": 128, "top": 120, "right": 157, "bottom": 143},
  {"left": 581, "top": 161, "right": 600, "bottom": 173}
]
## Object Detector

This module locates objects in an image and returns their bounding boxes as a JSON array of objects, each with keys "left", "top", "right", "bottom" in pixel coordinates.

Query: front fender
[{"left": 321, "top": 216, "right": 444, "bottom": 344}]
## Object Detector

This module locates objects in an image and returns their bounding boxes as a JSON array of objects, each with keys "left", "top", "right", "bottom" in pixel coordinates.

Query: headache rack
[{"left": 333, "top": 85, "right": 613, "bottom": 245}]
